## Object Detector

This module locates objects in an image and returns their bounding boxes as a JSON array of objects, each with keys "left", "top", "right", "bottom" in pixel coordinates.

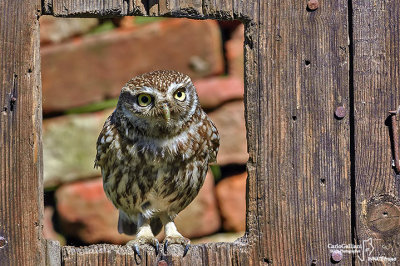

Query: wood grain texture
[
  {"left": 202, "top": 0, "right": 233, "bottom": 20},
  {"left": 352, "top": 0, "right": 400, "bottom": 263},
  {"left": 0, "top": 0, "right": 44, "bottom": 265},
  {"left": 158, "top": 0, "right": 203, "bottom": 18},
  {"left": 42, "top": 0, "right": 245, "bottom": 19},
  {"left": 46, "top": 240, "right": 61, "bottom": 266},
  {"left": 61, "top": 242, "right": 253, "bottom": 266},
  {"left": 245, "top": 1, "right": 352, "bottom": 264},
  {"left": 51, "top": 0, "right": 128, "bottom": 17}
]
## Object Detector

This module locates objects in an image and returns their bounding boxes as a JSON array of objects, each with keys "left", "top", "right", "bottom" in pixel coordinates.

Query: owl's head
[{"left": 116, "top": 70, "right": 199, "bottom": 134}]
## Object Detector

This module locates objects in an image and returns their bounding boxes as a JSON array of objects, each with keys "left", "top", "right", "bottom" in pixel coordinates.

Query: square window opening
[{"left": 40, "top": 16, "right": 247, "bottom": 247}]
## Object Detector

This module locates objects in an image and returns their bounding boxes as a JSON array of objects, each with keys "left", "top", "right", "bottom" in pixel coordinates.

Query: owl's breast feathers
[
  {"left": 95, "top": 108, "right": 219, "bottom": 215},
  {"left": 95, "top": 108, "right": 219, "bottom": 170}
]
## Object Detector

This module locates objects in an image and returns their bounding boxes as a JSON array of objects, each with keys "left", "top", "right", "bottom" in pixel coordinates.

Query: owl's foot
[
  {"left": 126, "top": 236, "right": 160, "bottom": 259},
  {"left": 163, "top": 236, "right": 191, "bottom": 257}
]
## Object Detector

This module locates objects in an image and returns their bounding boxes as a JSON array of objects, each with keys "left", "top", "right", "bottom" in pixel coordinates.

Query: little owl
[{"left": 95, "top": 70, "right": 219, "bottom": 258}]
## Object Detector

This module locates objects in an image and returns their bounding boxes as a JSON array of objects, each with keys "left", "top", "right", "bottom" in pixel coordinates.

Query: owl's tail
[
  {"left": 117, "top": 210, "right": 163, "bottom": 236},
  {"left": 118, "top": 210, "right": 137, "bottom": 235},
  {"left": 150, "top": 216, "right": 163, "bottom": 236}
]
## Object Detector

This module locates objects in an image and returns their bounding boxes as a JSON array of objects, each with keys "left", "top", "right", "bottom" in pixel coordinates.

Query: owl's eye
[
  {"left": 137, "top": 94, "right": 152, "bottom": 107},
  {"left": 174, "top": 88, "right": 186, "bottom": 101}
]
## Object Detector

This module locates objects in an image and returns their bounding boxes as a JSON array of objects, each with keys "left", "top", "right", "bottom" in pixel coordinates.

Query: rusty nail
[
  {"left": 158, "top": 260, "right": 168, "bottom": 266},
  {"left": 0, "top": 236, "right": 7, "bottom": 248},
  {"left": 335, "top": 106, "right": 346, "bottom": 119},
  {"left": 307, "top": 0, "right": 319, "bottom": 11},
  {"left": 331, "top": 250, "right": 343, "bottom": 262}
]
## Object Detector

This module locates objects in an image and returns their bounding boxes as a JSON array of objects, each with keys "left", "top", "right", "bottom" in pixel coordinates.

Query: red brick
[
  {"left": 40, "top": 16, "right": 99, "bottom": 45},
  {"left": 56, "top": 177, "right": 131, "bottom": 244},
  {"left": 208, "top": 101, "right": 248, "bottom": 165},
  {"left": 118, "top": 16, "right": 136, "bottom": 29},
  {"left": 225, "top": 23, "right": 244, "bottom": 79},
  {"left": 43, "top": 109, "right": 112, "bottom": 188},
  {"left": 195, "top": 76, "right": 244, "bottom": 109},
  {"left": 215, "top": 172, "right": 247, "bottom": 232},
  {"left": 41, "top": 18, "right": 224, "bottom": 113}
]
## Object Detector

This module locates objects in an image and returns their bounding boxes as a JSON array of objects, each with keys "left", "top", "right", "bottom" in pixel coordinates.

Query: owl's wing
[
  {"left": 208, "top": 117, "right": 220, "bottom": 164},
  {"left": 94, "top": 112, "right": 117, "bottom": 168}
]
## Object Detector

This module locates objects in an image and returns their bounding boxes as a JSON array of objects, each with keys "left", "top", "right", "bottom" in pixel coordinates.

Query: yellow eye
[
  {"left": 174, "top": 89, "right": 186, "bottom": 101},
  {"left": 137, "top": 94, "right": 152, "bottom": 107}
]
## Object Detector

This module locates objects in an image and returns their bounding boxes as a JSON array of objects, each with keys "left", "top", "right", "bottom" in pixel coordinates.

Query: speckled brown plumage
[{"left": 95, "top": 70, "right": 219, "bottom": 257}]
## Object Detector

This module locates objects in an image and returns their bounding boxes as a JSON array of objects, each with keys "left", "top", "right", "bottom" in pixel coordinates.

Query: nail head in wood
[
  {"left": 0, "top": 236, "right": 7, "bottom": 249},
  {"left": 307, "top": 0, "right": 319, "bottom": 11},
  {"left": 335, "top": 106, "right": 346, "bottom": 119},
  {"left": 331, "top": 250, "right": 343, "bottom": 262}
]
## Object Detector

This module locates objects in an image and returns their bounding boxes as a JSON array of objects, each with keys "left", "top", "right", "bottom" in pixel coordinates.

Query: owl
[{"left": 95, "top": 70, "right": 219, "bottom": 258}]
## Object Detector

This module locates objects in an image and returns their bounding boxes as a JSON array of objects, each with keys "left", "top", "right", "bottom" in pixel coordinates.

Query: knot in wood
[{"left": 366, "top": 201, "right": 400, "bottom": 236}]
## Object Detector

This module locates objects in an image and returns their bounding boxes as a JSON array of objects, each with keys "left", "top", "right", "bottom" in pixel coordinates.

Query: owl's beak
[{"left": 162, "top": 104, "right": 170, "bottom": 122}]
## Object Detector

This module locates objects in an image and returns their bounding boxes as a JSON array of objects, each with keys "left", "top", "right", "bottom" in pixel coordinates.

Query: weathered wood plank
[
  {"left": 61, "top": 242, "right": 252, "bottom": 265},
  {"left": 159, "top": 0, "right": 203, "bottom": 18},
  {"left": 46, "top": 240, "right": 61, "bottom": 266},
  {"left": 126, "top": 0, "right": 148, "bottom": 15},
  {"left": 42, "top": 0, "right": 251, "bottom": 19},
  {"left": 352, "top": 0, "right": 400, "bottom": 263},
  {"left": 246, "top": 0, "right": 352, "bottom": 264},
  {"left": 0, "top": 0, "right": 44, "bottom": 265},
  {"left": 43, "top": 0, "right": 135, "bottom": 16},
  {"left": 55, "top": 0, "right": 127, "bottom": 17},
  {"left": 202, "top": 0, "right": 233, "bottom": 20}
]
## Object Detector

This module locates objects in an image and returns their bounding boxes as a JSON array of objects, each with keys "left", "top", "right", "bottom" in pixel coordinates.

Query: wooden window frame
[{"left": 1, "top": 0, "right": 400, "bottom": 265}]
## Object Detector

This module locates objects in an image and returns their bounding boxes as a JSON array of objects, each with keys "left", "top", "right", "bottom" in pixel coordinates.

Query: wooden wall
[{"left": 0, "top": 0, "right": 399, "bottom": 265}]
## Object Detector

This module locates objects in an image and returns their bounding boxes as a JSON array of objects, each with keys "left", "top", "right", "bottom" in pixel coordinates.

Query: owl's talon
[
  {"left": 126, "top": 237, "right": 159, "bottom": 258},
  {"left": 164, "top": 240, "right": 169, "bottom": 253},
  {"left": 133, "top": 245, "right": 141, "bottom": 260},
  {"left": 163, "top": 236, "right": 190, "bottom": 256},
  {"left": 155, "top": 241, "right": 160, "bottom": 255},
  {"left": 183, "top": 244, "right": 190, "bottom": 257}
]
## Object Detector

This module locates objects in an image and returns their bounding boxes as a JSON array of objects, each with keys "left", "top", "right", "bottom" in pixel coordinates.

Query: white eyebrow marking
[
  {"left": 129, "top": 86, "right": 163, "bottom": 99},
  {"left": 167, "top": 82, "right": 184, "bottom": 94},
  {"left": 141, "top": 86, "right": 157, "bottom": 93}
]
